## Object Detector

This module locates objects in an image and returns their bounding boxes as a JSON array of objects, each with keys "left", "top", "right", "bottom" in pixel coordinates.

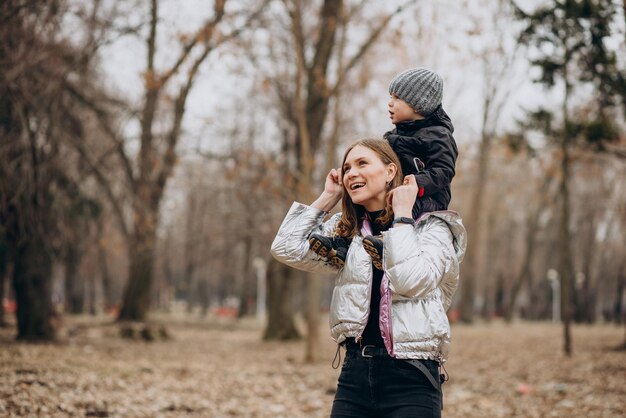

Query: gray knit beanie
[{"left": 389, "top": 67, "right": 443, "bottom": 116}]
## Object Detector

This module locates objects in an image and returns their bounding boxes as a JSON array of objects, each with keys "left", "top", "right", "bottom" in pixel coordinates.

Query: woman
[{"left": 271, "top": 139, "right": 466, "bottom": 418}]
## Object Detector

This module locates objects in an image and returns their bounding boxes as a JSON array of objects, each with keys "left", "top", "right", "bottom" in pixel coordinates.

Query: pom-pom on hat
[{"left": 389, "top": 67, "right": 443, "bottom": 116}]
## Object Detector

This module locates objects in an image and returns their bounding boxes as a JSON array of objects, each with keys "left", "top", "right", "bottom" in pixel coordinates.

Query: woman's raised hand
[
  {"left": 388, "top": 174, "right": 418, "bottom": 218},
  {"left": 311, "top": 168, "right": 343, "bottom": 212},
  {"left": 324, "top": 168, "right": 343, "bottom": 196}
]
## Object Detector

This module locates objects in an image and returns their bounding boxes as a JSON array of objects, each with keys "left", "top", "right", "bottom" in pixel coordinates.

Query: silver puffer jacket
[{"left": 271, "top": 202, "right": 466, "bottom": 362}]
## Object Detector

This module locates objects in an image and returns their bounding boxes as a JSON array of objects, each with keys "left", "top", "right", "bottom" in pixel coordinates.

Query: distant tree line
[{"left": 0, "top": 0, "right": 625, "bottom": 356}]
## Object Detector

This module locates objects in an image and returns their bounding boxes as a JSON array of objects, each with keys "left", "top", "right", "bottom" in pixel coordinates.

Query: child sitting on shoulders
[{"left": 309, "top": 67, "right": 458, "bottom": 270}]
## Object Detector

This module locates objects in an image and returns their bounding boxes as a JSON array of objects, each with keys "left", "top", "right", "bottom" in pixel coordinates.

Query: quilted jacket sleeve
[{"left": 270, "top": 202, "right": 341, "bottom": 274}]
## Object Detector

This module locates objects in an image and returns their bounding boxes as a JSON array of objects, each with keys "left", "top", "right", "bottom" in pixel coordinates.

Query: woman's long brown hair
[{"left": 335, "top": 139, "right": 404, "bottom": 239}]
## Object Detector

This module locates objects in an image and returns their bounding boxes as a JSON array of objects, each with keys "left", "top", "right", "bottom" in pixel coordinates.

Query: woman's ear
[{"left": 387, "top": 163, "right": 397, "bottom": 182}]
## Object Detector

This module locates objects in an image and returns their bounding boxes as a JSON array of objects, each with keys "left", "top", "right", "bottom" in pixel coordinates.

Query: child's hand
[{"left": 388, "top": 175, "right": 418, "bottom": 218}]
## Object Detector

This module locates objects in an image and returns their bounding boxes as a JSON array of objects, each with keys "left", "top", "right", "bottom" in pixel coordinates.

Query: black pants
[{"left": 330, "top": 345, "right": 442, "bottom": 418}]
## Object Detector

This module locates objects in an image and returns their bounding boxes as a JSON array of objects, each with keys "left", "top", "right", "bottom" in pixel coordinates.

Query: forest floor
[{"left": 0, "top": 313, "right": 624, "bottom": 418}]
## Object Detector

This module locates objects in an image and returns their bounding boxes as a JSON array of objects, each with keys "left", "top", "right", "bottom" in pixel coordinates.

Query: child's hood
[
  {"left": 416, "top": 210, "right": 466, "bottom": 263},
  {"left": 392, "top": 106, "right": 454, "bottom": 136},
  {"left": 432, "top": 107, "right": 454, "bottom": 134}
]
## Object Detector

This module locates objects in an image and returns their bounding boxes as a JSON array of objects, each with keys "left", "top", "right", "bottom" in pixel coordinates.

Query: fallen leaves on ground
[{"left": 0, "top": 315, "right": 624, "bottom": 417}]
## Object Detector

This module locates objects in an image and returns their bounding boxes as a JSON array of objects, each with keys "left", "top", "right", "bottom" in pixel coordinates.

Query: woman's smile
[{"left": 348, "top": 182, "right": 365, "bottom": 191}]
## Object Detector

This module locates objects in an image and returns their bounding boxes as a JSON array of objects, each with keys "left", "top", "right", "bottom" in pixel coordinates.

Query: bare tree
[
  {"left": 504, "top": 172, "right": 556, "bottom": 322},
  {"left": 71, "top": 0, "right": 270, "bottom": 322},
  {"left": 457, "top": 0, "right": 520, "bottom": 322},
  {"left": 252, "top": 0, "right": 419, "bottom": 362},
  {"left": 0, "top": 229, "right": 7, "bottom": 327},
  {"left": 0, "top": 0, "right": 110, "bottom": 339}
]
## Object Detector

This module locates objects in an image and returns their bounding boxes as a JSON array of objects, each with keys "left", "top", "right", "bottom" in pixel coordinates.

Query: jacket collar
[
  {"left": 416, "top": 210, "right": 466, "bottom": 263},
  {"left": 394, "top": 106, "right": 454, "bottom": 136}
]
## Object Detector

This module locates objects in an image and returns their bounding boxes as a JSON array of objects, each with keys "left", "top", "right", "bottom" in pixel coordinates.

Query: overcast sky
[{"left": 94, "top": 0, "right": 624, "bottom": 161}]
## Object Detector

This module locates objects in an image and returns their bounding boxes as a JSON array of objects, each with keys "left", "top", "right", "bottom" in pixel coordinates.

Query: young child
[{"left": 309, "top": 67, "right": 458, "bottom": 269}]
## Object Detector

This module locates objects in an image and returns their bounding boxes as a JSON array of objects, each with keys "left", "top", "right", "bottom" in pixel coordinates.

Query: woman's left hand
[{"left": 388, "top": 175, "right": 418, "bottom": 218}]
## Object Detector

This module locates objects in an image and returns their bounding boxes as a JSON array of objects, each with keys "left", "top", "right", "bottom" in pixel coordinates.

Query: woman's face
[{"left": 342, "top": 145, "right": 396, "bottom": 212}]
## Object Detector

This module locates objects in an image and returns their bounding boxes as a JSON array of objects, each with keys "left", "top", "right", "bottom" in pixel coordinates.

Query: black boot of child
[
  {"left": 308, "top": 234, "right": 349, "bottom": 269},
  {"left": 362, "top": 235, "right": 384, "bottom": 270}
]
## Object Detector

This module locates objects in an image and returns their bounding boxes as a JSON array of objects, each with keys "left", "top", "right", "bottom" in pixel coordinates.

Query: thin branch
[
  {"left": 158, "top": 9, "right": 223, "bottom": 85},
  {"left": 147, "top": 0, "right": 157, "bottom": 72},
  {"left": 310, "top": 0, "right": 342, "bottom": 74},
  {"left": 160, "top": 0, "right": 269, "bottom": 85},
  {"left": 214, "top": 0, "right": 271, "bottom": 46},
  {"left": 155, "top": 0, "right": 270, "bottom": 192},
  {"left": 138, "top": 0, "right": 161, "bottom": 186},
  {"left": 154, "top": 45, "right": 212, "bottom": 194},
  {"left": 63, "top": 81, "right": 136, "bottom": 189},
  {"left": 325, "top": 1, "right": 348, "bottom": 173},
  {"left": 66, "top": 134, "right": 130, "bottom": 239},
  {"left": 330, "top": 0, "right": 419, "bottom": 97}
]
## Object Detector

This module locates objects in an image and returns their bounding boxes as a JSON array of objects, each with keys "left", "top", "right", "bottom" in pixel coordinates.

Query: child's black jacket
[{"left": 384, "top": 106, "right": 458, "bottom": 214}]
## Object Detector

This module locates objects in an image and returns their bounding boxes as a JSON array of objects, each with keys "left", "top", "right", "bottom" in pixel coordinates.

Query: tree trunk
[
  {"left": 0, "top": 270, "right": 5, "bottom": 328},
  {"left": 305, "top": 275, "right": 321, "bottom": 362},
  {"left": 459, "top": 132, "right": 493, "bottom": 323},
  {"left": 623, "top": 0, "right": 626, "bottom": 47},
  {"left": 578, "top": 214, "right": 598, "bottom": 324},
  {"left": 560, "top": 80, "right": 573, "bottom": 356},
  {"left": 238, "top": 227, "right": 254, "bottom": 318},
  {"left": 12, "top": 238, "right": 55, "bottom": 340},
  {"left": 64, "top": 244, "right": 85, "bottom": 314},
  {"left": 183, "top": 193, "right": 198, "bottom": 313},
  {"left": 623, "top": 318, "right": 626, "bottom": 351},
  {"left": 161, "top": 233, "right": 175, "bottom": 313},
  {"left": 0, "top": 278, "right": 6, "bottom": 328},
  {"left": 504, "top": 207, "right": 541, "bottom": 322},
  {"left": 621, "top": 263, "right": 626, "bottom": 348},
  {"left": 97, "top": 230, "right": 114, "bottom": 311},
  {"left": 615, "top": 263, "right": 625, "bottom": 324},
  {"left": 263, "top": 259, "right": 300, "bottom": 340},
  {"left": 0, "top": 234, "right": 7, "bottom": 327},
  {"left": 118, "top": 206, "right": 158, "bottom": 322},
  {"left": 87, "top": 272, "right": 97, "bottom": 316},
  {"left": 197, "top": 278, "right": 210, "bottom": 317},
  {"left": 584, "top": 278, "right": 597, "bottom": 324}
]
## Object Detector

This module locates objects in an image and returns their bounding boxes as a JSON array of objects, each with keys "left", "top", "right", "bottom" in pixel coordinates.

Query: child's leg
[
  {"left": 308, "top": 234, "right": 333, "bottom": 258},
  {"left": 362, "top": 235, "right": 383, "bottom": 270},
  {"left": 412, "top": 196, "right": 444, "bottom": 219},
  {"left": 308, "top": 234, "right": 350, "bottom": 269},
  {"left": 330, "top": 236, "right": 350, "bottom": 268},
  {"left": 411, "top": 198, "right": 425, "bottom": 220}
]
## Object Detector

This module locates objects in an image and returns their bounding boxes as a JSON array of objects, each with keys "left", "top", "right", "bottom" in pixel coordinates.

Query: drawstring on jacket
[{"left": 331, "top": 344, "right": 342, "bottom": 369}]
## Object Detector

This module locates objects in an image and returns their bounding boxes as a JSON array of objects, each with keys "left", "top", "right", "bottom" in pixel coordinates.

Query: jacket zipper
[{"left": 379, "top": 272, "right": 394, "bottom": 357}]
